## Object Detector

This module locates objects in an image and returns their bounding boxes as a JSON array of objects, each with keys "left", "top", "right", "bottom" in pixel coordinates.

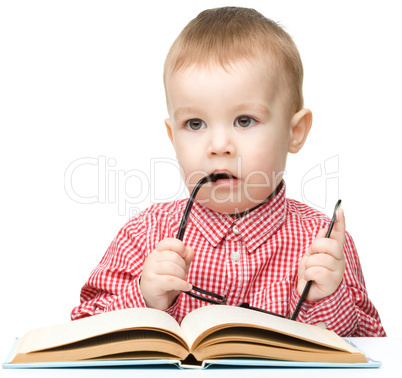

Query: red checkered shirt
[{"left": 71, "top": 182, "right": 386, "bottom": 337}]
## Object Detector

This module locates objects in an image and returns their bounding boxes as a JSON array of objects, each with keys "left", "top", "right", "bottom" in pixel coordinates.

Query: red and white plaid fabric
[{"left": 71, "top": 182, "right": 386, "bottom": 337}]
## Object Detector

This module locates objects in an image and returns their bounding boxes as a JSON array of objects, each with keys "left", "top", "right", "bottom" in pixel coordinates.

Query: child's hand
[
  {"left": 297, "top": 209, "right": 346, "bottom": 303},
  {"left": 140, "top": 238, "right": 195, "bottom": 310}
]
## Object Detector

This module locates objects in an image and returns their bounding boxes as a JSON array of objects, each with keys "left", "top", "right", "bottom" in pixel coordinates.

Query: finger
[
  {"left": 154, "top": 260, "right": 187, "bottom": 280},
  {"left": 304, "top": 253, "right": 338, "bottom": 271},
  {"left": 309, "top": 238, "right": 344, "bottom": 260},
  {"left": 304, "top": 228, "right": 328, "bottom": 257},
  {"left": 330, "top": 208, "right": 346, "bottom": 245},
  {"left": 311, "top": 207, "right": 346, "bottom": 245},
  {"left": 183, "top": 246, "right": 195, "bottom": 267},
  {"left": 314, "top": 227, "right": 329, "bottom": 241},
  {"left": 156, "top": 238, "right": 186, "bottom": 257},
  {"left": 303, "top": 265, "right": 332, "bottom": 283},
  {"left": 158, "top": 275, "right": 192, "bottom": 292},
  {"left": 154, "top": 250, "right": 187, "bottom": 271}
]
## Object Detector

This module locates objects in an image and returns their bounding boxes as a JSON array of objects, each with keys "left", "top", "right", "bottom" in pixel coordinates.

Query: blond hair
[{"left": 164, "top": 7, "right": 304, "bottom": 112}]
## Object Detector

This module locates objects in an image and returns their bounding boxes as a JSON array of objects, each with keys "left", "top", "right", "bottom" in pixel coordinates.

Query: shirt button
[
  {"left": 232, "top": 225, "right": 241, "bottom": 235},
  {"left": 230, "top": 252, "right": 241, "bottom": 262}
]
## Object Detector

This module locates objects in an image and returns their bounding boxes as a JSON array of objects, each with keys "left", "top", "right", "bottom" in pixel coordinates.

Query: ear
[
  {"left": 288, "top": 108, "right": 313, "bottom": 153},
  {"left": 165, "top": 118, "right": 174, "bottom": 145}
]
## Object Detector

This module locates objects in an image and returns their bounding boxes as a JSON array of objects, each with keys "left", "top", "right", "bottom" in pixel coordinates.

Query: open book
[{"left": 5, "top": 305, "right": 377, "bottom": 369}]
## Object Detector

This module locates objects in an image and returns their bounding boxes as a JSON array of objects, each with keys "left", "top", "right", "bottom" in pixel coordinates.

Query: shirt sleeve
[
  {"left": 71, "top": 208, "right": 166, "bottom": 320},
  {"left": 289, "top": 231, "right": 386, "bottom": 337}
]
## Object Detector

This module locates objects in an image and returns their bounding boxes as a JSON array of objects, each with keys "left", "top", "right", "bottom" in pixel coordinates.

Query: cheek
[
  {"left": 173, "top": 141, "right": 206, "bottom": 184},
  {"left": 242, "top": 139, "right": 288, "bottom": 178},
  {"left": 173, "top": 136, "right": 194, "bottom": 161}
]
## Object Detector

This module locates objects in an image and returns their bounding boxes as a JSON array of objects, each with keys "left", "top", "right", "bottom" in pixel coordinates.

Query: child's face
[{"left": 165, "top": 58, "right": 308, "bottom": 214}]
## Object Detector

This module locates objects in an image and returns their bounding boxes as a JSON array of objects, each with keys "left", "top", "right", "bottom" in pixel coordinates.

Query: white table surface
[{"left": 1, "top": 337, "right": 399, "bottom": 377}]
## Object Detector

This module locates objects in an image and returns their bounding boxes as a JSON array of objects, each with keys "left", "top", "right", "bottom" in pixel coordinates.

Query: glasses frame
[{"left": 176, "top": 173, "right": 341, "bottom": 321}]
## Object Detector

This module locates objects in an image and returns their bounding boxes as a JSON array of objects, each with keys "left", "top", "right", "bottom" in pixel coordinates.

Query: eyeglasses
[{"left": 177, "top": 173, "right": 341, "bottom": 321}]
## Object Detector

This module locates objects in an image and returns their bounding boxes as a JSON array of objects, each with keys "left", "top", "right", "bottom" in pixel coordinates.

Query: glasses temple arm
[
  {"left": 291, "top": 199, "right": 342, "bottom": 321},
  {"left": 176, "top": 176, "right": 208, "bottom": 241},
  {"left": 176, "top": 173, "right": 230, "bottom": 241}
]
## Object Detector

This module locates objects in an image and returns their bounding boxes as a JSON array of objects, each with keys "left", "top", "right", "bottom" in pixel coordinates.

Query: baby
[{"left": 71, "top": 7, "right": 385, "bottom": 337}]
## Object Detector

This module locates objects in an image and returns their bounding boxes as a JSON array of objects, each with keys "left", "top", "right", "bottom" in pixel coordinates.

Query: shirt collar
[{"left": 189, "top": 181, "right": 287, "bottom": 252}]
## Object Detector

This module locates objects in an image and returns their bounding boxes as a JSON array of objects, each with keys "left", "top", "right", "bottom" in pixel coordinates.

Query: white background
[{"left": 1, "top": 0, "right": 401, "bottom": 361}]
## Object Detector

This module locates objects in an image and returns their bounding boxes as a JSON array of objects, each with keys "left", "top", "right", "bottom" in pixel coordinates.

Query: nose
[{"left": 207, "top": 127, "right": 235, "bottom": 157}]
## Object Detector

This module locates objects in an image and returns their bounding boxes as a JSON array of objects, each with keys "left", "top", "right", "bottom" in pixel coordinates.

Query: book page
[
  {"left": 196, "top": 327, "right": 341, "bottom": 353},
  {"left": 180, "top": 305, "right": 357, "bottom": 353},
  {"left": 12, "top": 330, "right": 189, "bottom": 363},
  {"left": 17, "top": 308, "right": 187, "bottom": 354},
  {"left": 192, "top": 342, "right": 367, "bottom": 363}
]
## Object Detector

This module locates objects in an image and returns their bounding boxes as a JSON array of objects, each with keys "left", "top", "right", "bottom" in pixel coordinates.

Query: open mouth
[{"left": 209, "top": 171, "right": 238, "bottom": 183}]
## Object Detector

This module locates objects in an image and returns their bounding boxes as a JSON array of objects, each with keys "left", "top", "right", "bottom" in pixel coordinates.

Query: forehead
[{"left": 165, "top": 58, "right": 284, "bottom": 113}]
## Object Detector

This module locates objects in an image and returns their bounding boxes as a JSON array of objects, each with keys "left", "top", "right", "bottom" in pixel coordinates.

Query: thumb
[
  {"left": 183, "top": 246, "right": 195, "bottom": 268},
  {"left": 330, "top": 208, "right": 346, "bottom": 245}
]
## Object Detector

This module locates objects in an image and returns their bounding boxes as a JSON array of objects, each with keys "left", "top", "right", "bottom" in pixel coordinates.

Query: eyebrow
[
  {"left": 173, "top": 103, "right": 271, "bottom": 120},
  {"left": 173, "top": 106, "right": 202, "bottom": 120},
  {"left": 232, "top": 103, "right": 272, "bottom": 116}
]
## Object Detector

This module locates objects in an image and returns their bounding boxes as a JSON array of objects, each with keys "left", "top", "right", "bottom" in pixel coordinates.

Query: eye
[
  {"left": 235, "top": 116, "right": 256, "bottom": 128},
  {"left": 186, "top": 118, "right": 206, "bottom": 131}
]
